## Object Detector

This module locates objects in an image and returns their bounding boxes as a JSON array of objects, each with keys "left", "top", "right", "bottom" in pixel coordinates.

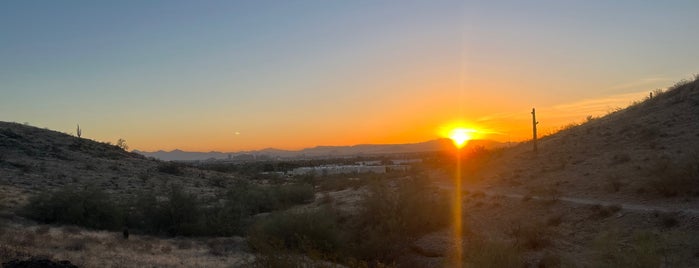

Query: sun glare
[{"left": 449, "top": 128, "right": 474, "bottom": 148}]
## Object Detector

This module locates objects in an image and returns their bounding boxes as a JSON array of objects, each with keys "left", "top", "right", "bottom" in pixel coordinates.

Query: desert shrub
[
  {"left": 225, "top": 181, "right": 314, "bottom": 215},
  {"left": 61, "top": 226, "right": 82, "bottom": 235},
  {"left": 590, "top": 204, "right": 622, "bottom": 219},
  {"left": 198, "top": 205, "right": 247, "bottom": 237},
  {"left": 195, "top": 181, "right": 315, "bottom": 236},
  {"left": 157, "top": 162, "right": 186, "bottom": 175},
  {"left": 275, "top": 183, "right": 315, "bottom": 205},
  {"left": 506, "top": 222, "right": 553, "bottom": 250},
  {"left": 538, "top": 252, "right": 562, "bottom": 267},
  {"left": 348, "top": 177, "right": 450, "bottom": 261},
  {"left": 546, "top": 214, "right": 563, "bottom": 227},
  {"left": 659, "top": 213, "right": 679, "bottom": 229},
  {"left": 248, "top": 207, "right": 343, "bottom": 257},
  {"left": 646, "top": 157, "right": 699, "bottom": 197},
  {"left": 65, "top": 238, "right": 87, "bottom": 251},
  {"left": 608, "top": 175, "right": 624, "bottom": 193},
  {"left": 247, "top": 176, "right": 449, "bottom": 265},
  {"left": 123, "top": 185, "right": 206, "bottom": 236},
  {"left": 247, "top": 251, "right": 326, "bottom": 268},
  {"left": 464, "top": 237, "right": 522, "bottom": 268},
  {"left": 34, "top": 225, "right": 50, "bottom": 235},
  {"left": 124, "top": 190, "right": 159, "bottom": 230},
  {"left": 318, "top": 177, "right": 365, "bottom": 191},
  {"left": 175, "top": 240, "right": 193, "bottom": 250},
  {"left": 611, "top": 153, "right": 631, "bottom": 165},
  {"left": 23, "top": 186, "right": 123, "bottom": 230},
  {"left": 151, "top": 185, "right": 204, "bottom": 236},
  {"left": 593, "top": 230, "right": 689, "bottom": 267}
]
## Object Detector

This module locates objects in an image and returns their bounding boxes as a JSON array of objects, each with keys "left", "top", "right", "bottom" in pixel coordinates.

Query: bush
[
  {"left": 125, "top": 185, "right": 206, "bottom": 236},
  {"left": 349, "top": 177, "right": 450, "bottom": 261},
  {"left": 274, "top": 183, "right": 315, "bottom": 205},
  {"left": 24, "top": 181, "right": 315, "bottom": 238},
  {"left": 646, "top": 157, "right": 699, "bottom": 197},
  {"left": 592, "top": 230, "right": 689, "bottom": 267},
  {"left": 225, "top": 181, "right": 314, "bottom": 216},
  {"left": 157, "top": 162, "right": 186, "bottom": 175},
  {"left": 154, "top": 185, "right": 204, "bottom": 236},
  {"left": 23, "top": 186, "right": 123, "bottom": 230},
  {"left": 464, "top": 238, "right": 522, "bottom": 268},
  {"left": 248, "top": 208, "right": 343, "bottom": 256},
  {"left": 506, "top": 222, "right": 552, "bottom": 250}
]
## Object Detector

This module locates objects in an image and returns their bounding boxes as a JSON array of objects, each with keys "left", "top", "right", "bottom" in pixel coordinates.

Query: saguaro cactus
[
  {"left": 531, "top": 108, "right": 538, "bottom": 153},
  {"left": 76, "top": 124, "right": 82, "bottom": 138}
]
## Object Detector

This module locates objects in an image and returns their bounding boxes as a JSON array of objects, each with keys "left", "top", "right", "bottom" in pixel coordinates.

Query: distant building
[
  {"left": 391, "top": 159, "right": 422, "bottom": 165},
  {"left": 290, "top": 164, "right": 413, "bottom": 176},
  {"left": 291, "top": 165, "right": 386, "bottom": 175},
  {"left": 355, "top": 160, "right": 382, "bottom": 166}
]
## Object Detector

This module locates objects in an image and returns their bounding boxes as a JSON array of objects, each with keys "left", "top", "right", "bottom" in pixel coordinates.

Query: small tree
[{"left": 116, "top": 138, "right": 129, "bottom": 151}]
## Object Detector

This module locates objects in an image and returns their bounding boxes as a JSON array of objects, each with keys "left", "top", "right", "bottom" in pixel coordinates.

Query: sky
[{"left": 1, "top": 1, "right": 698, "bottom": 152}]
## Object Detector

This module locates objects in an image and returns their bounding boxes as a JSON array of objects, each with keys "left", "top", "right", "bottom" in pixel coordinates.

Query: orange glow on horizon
[
  {"left": 448, "top": 128, "right": 474, "bottom": 148},
  {"left": 441, "top": 121, "right": 485, "bottom": 149}
]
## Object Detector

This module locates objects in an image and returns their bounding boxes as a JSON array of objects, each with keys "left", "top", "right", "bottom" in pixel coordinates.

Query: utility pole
[{"left": 531, "top": 108, "right": 538, "bottom": 153}]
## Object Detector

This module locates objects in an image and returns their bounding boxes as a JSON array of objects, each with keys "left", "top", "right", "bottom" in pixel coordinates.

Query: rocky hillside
[
  {"left": 0, "top": 122, "right": 231, "bottom": 208},
  {"left": 479, "top": 77, "right": 699, "bottom": 206}
]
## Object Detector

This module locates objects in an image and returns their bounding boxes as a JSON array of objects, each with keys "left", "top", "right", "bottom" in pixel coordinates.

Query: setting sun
[{"left": 449, "top": 128, "right": 475, "bottom": 148}]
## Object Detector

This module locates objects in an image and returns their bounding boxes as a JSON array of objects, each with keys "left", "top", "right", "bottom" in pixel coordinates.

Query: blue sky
[{"left": 1, "top": 1, "right": 698, "bottom": 151}]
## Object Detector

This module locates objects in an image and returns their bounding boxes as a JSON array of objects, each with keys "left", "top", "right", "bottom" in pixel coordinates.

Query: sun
[{"left": 449, "top": 128, "right": 474, "bottom": 148}]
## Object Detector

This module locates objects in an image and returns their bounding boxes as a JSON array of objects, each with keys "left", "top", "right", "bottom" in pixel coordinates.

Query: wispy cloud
[
  {"left": 474, "top": 90, "right": 650, "bottom": 140},
  {"left": 608, "top": 76, "right": 671, "bottom": 91},
  {"left": 548, "top": 91, "right": 647, "bottom": 116}
]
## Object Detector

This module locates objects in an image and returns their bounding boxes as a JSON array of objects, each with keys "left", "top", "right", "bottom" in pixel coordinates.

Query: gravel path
[{"left": 436, "top": 182, "right": 699, "bottom": 215}]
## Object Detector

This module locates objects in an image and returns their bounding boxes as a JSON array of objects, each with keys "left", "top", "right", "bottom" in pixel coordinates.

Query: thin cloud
[
  {"left": 548, "top": 91, "right": 648, "bottom": 118},
  {"left": 609, "top": 76, "right": 670, "bottom": 91},
  {"left": 473, "top": 90, "right": 650, "bottom": 139}
]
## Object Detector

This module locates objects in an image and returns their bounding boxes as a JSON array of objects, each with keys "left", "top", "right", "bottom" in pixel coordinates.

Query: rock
[{"left": 410, "top": 231, "right": 454, "bottom": 257}]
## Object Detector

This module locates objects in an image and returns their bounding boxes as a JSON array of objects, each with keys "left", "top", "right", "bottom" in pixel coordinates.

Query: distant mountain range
[{"left": 133, "top": 139, "right": 506, "bottom": 161}]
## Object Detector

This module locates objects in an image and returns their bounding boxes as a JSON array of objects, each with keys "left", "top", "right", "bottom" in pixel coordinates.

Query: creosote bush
[
  {"left": 248, "top": 207, "right": 343, "bottom": 256},
  {"left": 248, "top": 176, "right": 449, "bottom": 265},
  {"left": 23, "top": 186, "right": 123, "bottom": 230},
  {"left": 464, "top": 237, "right": 522, "bottom": 268},
  {"left": 593, "top": 229, "right": 691, "bottom": 267},
  {"left": 24, "top": 182, "right": 315, "bottom": 237},
  {"left": 349, "top": 176, "right": 450, "bottom": 261},
  {"left": 646, "top": 156, "right": 699, "bottom": 197},
  {"left": 157, "top": 162, "right": 186, "bottom": 175}
]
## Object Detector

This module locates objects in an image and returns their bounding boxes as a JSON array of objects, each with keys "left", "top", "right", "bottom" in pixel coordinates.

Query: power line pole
[{"left": 531, "top": 108, "right": 538, "bottom": 153}]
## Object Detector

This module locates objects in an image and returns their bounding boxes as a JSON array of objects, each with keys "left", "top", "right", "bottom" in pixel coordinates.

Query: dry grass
[{"left": 0, "top": 223, "right": 253, "bottom": 267}]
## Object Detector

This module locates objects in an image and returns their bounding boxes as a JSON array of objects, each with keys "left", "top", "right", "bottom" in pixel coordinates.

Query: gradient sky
[{"left": 2, "top": 1, "right": 698, "bottom": 151}]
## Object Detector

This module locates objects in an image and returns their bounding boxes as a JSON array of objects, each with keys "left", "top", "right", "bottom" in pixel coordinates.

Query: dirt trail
[{"left": 435, "top": 182, "right": 699, "bottom": 215}]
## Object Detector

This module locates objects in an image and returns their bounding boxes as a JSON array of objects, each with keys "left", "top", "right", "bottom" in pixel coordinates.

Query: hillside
[
  {"left": 0, "top": 122, "right": 232, "bottom": 207},
  {"left": 474, "top": 77, "right": 699, "bottom": 205},
  {"left": 409, "top": 77, "right": 699, "bottom": 267}
]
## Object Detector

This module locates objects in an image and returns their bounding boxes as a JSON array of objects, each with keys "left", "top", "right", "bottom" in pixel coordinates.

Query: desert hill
[
  {"left": 410, "top": 77, "right": 699, "bottom": 267},
  {"left": 0, "top": 122, "right": 233, "bottom": 208},
  {"left": 473, "top": 77, "right": 699, "bottom": 205}
]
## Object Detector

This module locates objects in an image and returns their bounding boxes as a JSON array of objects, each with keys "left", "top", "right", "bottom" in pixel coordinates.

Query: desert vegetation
[
  {"left": 247, "top": 175, "right": 449, "bottom": 266},
  {"left": 22, "top": 181, "right": 315, "bottom": 237}
]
